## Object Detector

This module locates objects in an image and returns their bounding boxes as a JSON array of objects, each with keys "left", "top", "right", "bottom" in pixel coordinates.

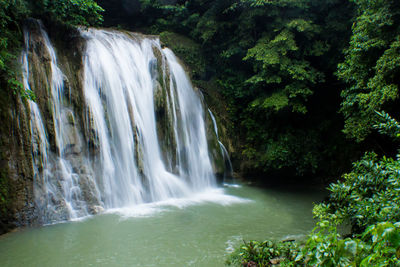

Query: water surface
[{"left": 0, "top": 184, "right": 324, "bottom": 266}]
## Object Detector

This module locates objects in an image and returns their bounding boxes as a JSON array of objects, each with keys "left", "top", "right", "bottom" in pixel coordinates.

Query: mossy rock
[
  {"left": 0, "top": 168, "right": 11, "bottom": 227},
  {"left": 0, "top": 79, "right": 36, "bottom": 234},
  {"left": 159, "top": 31, "right": 206, "bottom": 80}
]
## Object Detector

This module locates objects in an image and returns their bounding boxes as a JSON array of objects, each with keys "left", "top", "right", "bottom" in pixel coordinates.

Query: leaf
[{"left": 344, "top": 239, "right": 358, "bottom": 256}]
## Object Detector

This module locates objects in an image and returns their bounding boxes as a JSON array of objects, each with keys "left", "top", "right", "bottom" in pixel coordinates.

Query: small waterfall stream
[
  {"left": 23, "top": 24, "right": 228, "bottom": 224},
  {"left": 208, "top": 109, "right": 233, "bottom": 178},
  {"left": 22, "top": 31, "right": 53, "bottom": 220}
]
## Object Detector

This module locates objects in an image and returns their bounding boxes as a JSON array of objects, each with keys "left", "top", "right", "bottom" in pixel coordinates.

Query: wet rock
[
  {"left": 66, "top": 110, "right": 75, "bottom": 125},
  {"left": 78, "top": 174, "right": 101, "bottom": 207},
  {"left": 62, "top": 121, "right": 83, "bottom": 155},
  {"left": 88, "top": 205, "right": 104, "bottom": 215}
]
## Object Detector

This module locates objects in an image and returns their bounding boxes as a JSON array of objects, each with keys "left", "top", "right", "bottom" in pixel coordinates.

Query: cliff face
[
  {"left": 0, "top": 73, "right": 35, "bottom": 234},
  {"left": 0, "top": 21, "right": 87, "bottom": 234}
]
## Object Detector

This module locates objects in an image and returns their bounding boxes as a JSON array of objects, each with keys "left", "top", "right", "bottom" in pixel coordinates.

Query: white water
[
  {"left": 22, "top": 29, "right": 63, "bottom": 221},
  {"left": 163, "top": 48, "right": 215, "bottom": 190},
  {"left": 23, "top": 25, "right": 229, "bottom": 223},
  {"left": 23, "top": 23, "right": 96, "bottom": 222},
  {"left": 41, "top": 25, "right": 93, "bottom": 220},
  {"left": 106, "top": 188, "right": 250, "bottom": 219}
]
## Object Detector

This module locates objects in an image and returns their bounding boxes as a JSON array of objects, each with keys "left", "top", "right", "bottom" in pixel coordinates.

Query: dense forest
[{"left": 1, "top": 0, "right": 400, "bottom": 265}]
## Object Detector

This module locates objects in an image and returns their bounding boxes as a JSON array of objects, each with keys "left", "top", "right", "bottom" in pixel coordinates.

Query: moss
[
  {"left": 0, "top": 168, "right": 10, "bottom": 217},
  {"left": 205, "top": 109, "right": 225, "bottom": 177},
  {"left": 0, "top": 76, "right": 13, "bottom": 232},
  {"left": 159, "top": 31, "right": 206, "bottom": 80},
  {"left": 0, "top": 79, "right": 32, "bottom": 233},
  {"left": 154, "top": 79, "right": 178, "bottom": 171}
]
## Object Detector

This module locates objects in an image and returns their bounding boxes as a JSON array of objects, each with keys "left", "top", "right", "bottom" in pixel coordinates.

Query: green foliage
[
  {"left": 299, "top": 113, "right": 400, "bottom": 265},
  {"left": 222, "top": 0, "right": 353, "bottom": 176},
  {"left": 243, "top": 20, "right": 324, "bottom": 114},
  {"left": 227, "top": 221, "right": 400, "bottom": 266},
  {"left": 296, "top": 221, "right": 400, "bottom": 267},
  {"left": 159, "top": 31, "right": 206, "bottom": 79},
  {"left": 0, "top": 169, "right": 10, "bottom": 215},
  {"left": 226, "top": 239, "right": 298, "bottom": 267},
  {"left": 251, "top": 92, "right": 289, "bottom": 112},
  {"left": 314, "top": 151, "right": 400, "bottom": 232},
  {"left": 0, "top": 0, "right": 103, "bottom": 99},
  {"left": 231, "top": 0, "right": 353, "bottom": 176},
  {"left": 35, "top": 0, "right": 104, "bottom": 27},
  {"left": 374, "top": 111, "right": 400, "bottom": 140},
  {"left": 241, "top": 126, "right": 320, "bottom": 175},
  {"left": 338, "top": 0, "right": 400, "bottom": 141},
  {"left": 296, "top": 220, "right": 366, "bottom": 266},
  {"left": 0, "top": 0, "right": 29, "bottom": 95},
  {"left": 296, "top": 114, "right": 400, "bottom": 265},
  {"left": 360, "top": 221, "right": 400, "bottom": 266},
  {"left": 228, "top": 114, "right": 400, "bottom": 266}
]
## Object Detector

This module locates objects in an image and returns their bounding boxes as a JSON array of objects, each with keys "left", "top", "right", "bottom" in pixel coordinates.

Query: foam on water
[
  {"left": 106, "top": 188, "right": 251, "bottom": 219},
  {"left": 223, "top": 183, "right": 242, "bottom": 188}
]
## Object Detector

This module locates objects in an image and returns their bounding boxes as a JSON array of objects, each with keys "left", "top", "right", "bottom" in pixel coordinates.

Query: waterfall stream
[
  {"left": 23, "top": 24, "right": 227, "bottom": 224},
  {"left": 208, "top": 109, "right": 233, "bottom": 179}
]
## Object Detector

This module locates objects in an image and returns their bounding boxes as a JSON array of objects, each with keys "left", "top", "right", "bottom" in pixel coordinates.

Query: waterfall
[
  {"left": 22, "top": 31, "right": 53, "bottom": 220},
  {"left": 208, "top": 109, "right": 233, "bottom": 178},
  {"left": 23, "top": 23, "right": 97, "bottom": 222},
  {"left": 23, "top": 24, "right": 229, "bottom": 223}
]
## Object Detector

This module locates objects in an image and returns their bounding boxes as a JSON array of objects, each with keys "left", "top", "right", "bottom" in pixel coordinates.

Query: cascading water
[
  {"left": 23, "top": 23, "right": 98, "bottom": 222},
  {"left": 22, "top": 30, "right": 53, "bottom": 220},
  {"left": 163, "top": 48, "right": 216, "bottom": 190},
  {"left": 208, "top": 109, "right": 233, "bottom": 179},
  {"left": 23, "top": 23, "right": 230, "bottom": 224}
]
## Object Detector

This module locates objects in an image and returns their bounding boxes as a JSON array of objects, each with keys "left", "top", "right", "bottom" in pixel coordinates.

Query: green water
[{"left": 0, "top": 184, "right": 324, "bottom": 266}]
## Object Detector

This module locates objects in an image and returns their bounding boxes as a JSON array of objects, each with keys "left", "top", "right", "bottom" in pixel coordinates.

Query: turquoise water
[{"left": 0, "top": 184, "right": 324, "bottom": 266}]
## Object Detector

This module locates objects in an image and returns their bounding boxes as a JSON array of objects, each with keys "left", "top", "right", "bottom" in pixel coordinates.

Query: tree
[
  {"left": 30, "top": 0, "right": 104, "bottom": 27},
  {"left": 0, "top": 0, "right": 29, "bottom": 95},
  {"left": 338, "top": 0, "right": 400, "bottom": 141},
  {"left": 0, "top": 0, "right": 103, "bottom": 97}
]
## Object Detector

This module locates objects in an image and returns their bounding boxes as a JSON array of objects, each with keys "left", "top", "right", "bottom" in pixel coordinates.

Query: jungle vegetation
[{"left": 2, "top": 0, "right": 400, "bottom": 265}]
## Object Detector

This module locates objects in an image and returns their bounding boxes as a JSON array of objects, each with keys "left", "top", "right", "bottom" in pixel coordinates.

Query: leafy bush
[
  {"left": 361, "top": 221, "right": 400, "bottom": 266},
  {"left": 313, "top": 111, "right": 400, "bottom": 233},
  {"left": 314, "top": 152, "right": 400, "bottom": 233},
  {"left": 159, "top": 31, "right": 206, "bottom": 79},
  {"left": 227, "top": 221, "right": 400, "bottom": 266},
  {"left": 33, "top": 0, "right": 104, "bottom": 27},
  {"left": 293, "top": 220, "right": 365, "bottom": 267},
  {"left": 309, "top": 221, "right": 400, "bottom": 266},
  {"left": 226, "top": 239, "right": 298, "bottom": 267},
  {"left": 293, "top": 221, "right": 400, "bottom": 267},
  {"left": 338, "top": 0, "right": 400, "bottom": 141}
]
